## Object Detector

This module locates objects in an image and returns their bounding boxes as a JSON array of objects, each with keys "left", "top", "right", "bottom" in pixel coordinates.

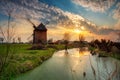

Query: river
[{"left": 14, "top": 48, "right": 120, "bottom": 80}]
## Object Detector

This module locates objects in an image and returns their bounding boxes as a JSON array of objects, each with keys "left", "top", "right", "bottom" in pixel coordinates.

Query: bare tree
[
  {"left": 63, "top": 32, "right": 70, "bottom": 41},
  {"left": 0, "top": 1, "right": 17, "bottom": 79},
  {"left": 12, "top": 38, "right": 15, "bottom": 43},
  {"left": 63, "top": 32, "right": 70, "bottom": 51},
  {"left": 0, "top": 37, "right": 4, "bottom": 43},
  {"left": 79, "top": 33, "right": 85, "bottom": 42},
  {"left": 79, "top": 33, "right": 85, "bottom": 47},
  {"left": 18, "top": 37, "right": 21, "bottom": 43}
]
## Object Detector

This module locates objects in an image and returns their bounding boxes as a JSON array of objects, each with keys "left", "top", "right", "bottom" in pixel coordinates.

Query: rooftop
[{"left": 35, "top": 23, "right": 47, "bottom": 31}]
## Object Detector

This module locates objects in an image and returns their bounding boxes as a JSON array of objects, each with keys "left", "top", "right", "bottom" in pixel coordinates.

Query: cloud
[
  {"left": 114, "top": 20, "right": 120, "bottom": 29},
  {"left": 72, "top": 0, "right": 116, "bottom": 12},
  {"left": 0, "top": 0, "right": 119, "bottom": 41},
  {"left": 0, "top": 0, "right": 68, "bottom": 25},
  {"left": 99, "top": 27, "right": 119, "bottom": 34},
  {"left": 113, "top": 2, "right": 120, "bottom": 19}
]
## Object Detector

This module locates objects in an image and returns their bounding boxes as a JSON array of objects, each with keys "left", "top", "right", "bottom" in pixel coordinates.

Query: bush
[{"left": 111, "top": 46, "right": 120, "bottom": 53}]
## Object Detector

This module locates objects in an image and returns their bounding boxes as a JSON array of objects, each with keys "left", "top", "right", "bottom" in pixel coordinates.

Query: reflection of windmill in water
[{"left": 27, "top": 19, "right": 47, "bottom": 44}]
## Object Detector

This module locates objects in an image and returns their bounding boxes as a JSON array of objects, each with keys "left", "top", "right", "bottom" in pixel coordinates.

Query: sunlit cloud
[
  {"left": 72, "top": 0, "right": 116, "bottom": 12},
  {"left": 114, "top": 20, "right": 120, "bottom": 30},
  {"left": 113, "top": 2, "right": 120, "bottom": 19},
  {"left": 0, "top": 0, "right": 120, "bottom": 42}
]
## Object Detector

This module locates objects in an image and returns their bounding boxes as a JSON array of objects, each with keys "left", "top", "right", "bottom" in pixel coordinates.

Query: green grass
[
  {"left": 0, "top": 43, "right": 81, "bottom": 80},
  {"left": 88, "top": 46, "right": 96, "bottom": 51},
  {"left": 0, "top": 44, "right": 58, "bottom": 80},
  {"left": 98, "top": 51, "right": 120, "bottom": 60}
]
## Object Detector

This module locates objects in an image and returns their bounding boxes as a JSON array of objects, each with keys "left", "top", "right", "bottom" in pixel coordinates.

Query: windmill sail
[
  {"left": 27, "top": 34, "right": 33, "bottom": 40},
  {"left": 26, "top": 18, "right": 36, "bottom": 29}
]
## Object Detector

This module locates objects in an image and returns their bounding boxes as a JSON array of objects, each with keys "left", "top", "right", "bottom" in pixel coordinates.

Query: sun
[
  {"left": 81, "top": 26, "right": 85, "bottom": 30},
  {"left": 74, "top": 29, "right": 81, "bottom": 34}
]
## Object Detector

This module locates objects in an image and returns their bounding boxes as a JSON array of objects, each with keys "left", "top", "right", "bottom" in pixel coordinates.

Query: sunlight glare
[
  {"left": 81, "top": 26, "right": 85, "bottom": 30},
  {"left": 74, "top": 29, "right": 81, "bottom": 34}
]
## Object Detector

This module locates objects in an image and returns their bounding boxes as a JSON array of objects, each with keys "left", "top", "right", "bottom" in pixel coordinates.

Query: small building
[{"left": 33, "top": 23, "right": 47, "bottom": 44}]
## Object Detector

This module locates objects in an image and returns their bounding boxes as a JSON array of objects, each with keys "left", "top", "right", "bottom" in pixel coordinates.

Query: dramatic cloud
[
  {"left": 0, "top": 0, "right": 69, "bottom": 25},
  {"left": 113, "top": 2, "right": 120, "bottom": 19},
  {"left": 72, "top": 0, "right": 116, "bottom": 12},
  {"left": 0, "top": 0, "right": 119, "bottom": 41}
]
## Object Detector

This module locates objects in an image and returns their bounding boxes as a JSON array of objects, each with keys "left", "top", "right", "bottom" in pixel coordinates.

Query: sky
[{"left": 0, "top": 0, "right": 120, "bottom": 42}]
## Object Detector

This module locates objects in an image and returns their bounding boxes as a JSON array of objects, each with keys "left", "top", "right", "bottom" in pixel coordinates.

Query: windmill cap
[{"left": 35, "top": 23, "right": 47, "bottom": 31}]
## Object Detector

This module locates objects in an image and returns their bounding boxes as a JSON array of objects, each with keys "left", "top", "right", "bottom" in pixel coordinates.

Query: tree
[
  {"left": 0, "top": 37, "right": 4, "bottom": 43},
  {"left": 12, "top": 38, "right": 15, "bottom": 43},
  {"left": 79, "top": 33, "right": 85, "bottom": 42},
  {"left": 0, "top": 1, "right": 17, "bottom": 79},
  {"left": 79, "top": 33, "right": 85, "bottom": 47},
  {"left": 63, "top": 32, "right": 70, "bottom": 41},
  {"left": 63, "top": 32, "right": 70, "bottom": 51},
  {"left": 18, "top": 37, "right": 21, "bottom": 43},
  {"left": 48, "top": 38, "right": 53, "bottom": 44}
]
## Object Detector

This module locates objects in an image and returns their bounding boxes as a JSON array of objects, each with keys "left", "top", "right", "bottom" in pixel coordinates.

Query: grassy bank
[
  {"left": 0, "top": 44, "right": 68, "bottom": 80},
  {"left": 89, "top": 46, "right": 120, "bottom": 60},
  {"left": 98, "top": 51, "right": 120, "bottom": 60}
]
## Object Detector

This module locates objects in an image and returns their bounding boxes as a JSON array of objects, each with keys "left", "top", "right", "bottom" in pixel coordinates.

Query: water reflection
[
  {"left": 65, "top": 50, "right": 69, "bottom": 54},
  {"left": 15, "top": 48, "right": 120, "bottom": 80},
  {"left": 79, "top": 47, "right": 89, "bottom": 56}
]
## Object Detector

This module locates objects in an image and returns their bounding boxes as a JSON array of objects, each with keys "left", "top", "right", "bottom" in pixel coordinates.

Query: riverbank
[
  {"left": 0, "top": 44, "right": 71, "bottom": 80},
  {"left": 89, "top": 46, "right": 120, "bottom": 60},
  {"left": 14, "top": 48, "right": 120, "bottom": 80}
]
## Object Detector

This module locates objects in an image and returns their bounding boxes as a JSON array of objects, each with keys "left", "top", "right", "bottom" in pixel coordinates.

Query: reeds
[
  {"left": 89, "top": 55, "right": 96, "bottom": 80},
  {"left": 108, "top": 62, "right": 118, "bottom": 80}
]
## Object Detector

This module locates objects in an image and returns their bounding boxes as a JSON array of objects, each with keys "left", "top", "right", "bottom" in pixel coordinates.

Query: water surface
[{"left": 15, "top": 48, "right": 120, "bottom": 80}]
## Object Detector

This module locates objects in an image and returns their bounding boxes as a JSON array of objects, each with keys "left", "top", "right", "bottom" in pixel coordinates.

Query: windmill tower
[{"left": 27, "top": 19, "right": 47, "bottom": 44}]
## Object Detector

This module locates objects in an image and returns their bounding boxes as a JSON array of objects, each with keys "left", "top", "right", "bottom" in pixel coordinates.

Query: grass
[
  {"left": 0, "top": 43, "right": 74, "bottom": 80},
  {"left": 1, "top": 44, "right": 119, "bottom": 80},
  {"left": 0, "top": 43, "right": 63, "bottom": 80},
  {"left": 88, "top": 46, "right": 96, "bottom": 52},
  {"left": 97, "top": 50, "right": 120, "bottom": 60}
]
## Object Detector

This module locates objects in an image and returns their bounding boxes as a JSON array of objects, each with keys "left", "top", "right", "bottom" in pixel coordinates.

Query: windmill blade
[
  {"left": 26, "top": 18, "right": 36, "bottom": 29},
  {"left": 27, "top": 34, "right": 33, "bottom": 40}
]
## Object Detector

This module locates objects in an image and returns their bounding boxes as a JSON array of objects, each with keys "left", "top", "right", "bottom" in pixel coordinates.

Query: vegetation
[
  {"left": 0, "top": 2, "right": 74, "bottom": 79},
  {"left": 0, "top": 44, "right": 69, "bottom": 80},
  {"left": 89, "top": 39, "right": 120, "bottom": 60},
  {"left": 0, "top": 43, "right": 75, "bottom": 80}
]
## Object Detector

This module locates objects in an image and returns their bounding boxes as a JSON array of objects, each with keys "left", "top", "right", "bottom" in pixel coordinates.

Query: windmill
[{"left": 26, "top": 19, "right": 47, "bottom": 44}]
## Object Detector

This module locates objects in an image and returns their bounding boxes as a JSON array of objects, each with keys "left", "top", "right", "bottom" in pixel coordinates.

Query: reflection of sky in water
[
  {"left": 54, "top": 48, "right": 90, "bottom": 58},
  {"left": 15, "top": 48, "right": 120, "bottom": 80}
]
